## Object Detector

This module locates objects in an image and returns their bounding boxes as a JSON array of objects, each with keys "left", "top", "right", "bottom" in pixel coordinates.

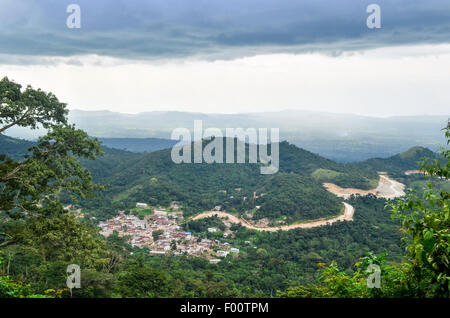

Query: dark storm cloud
[{"left": 0, "top": 0, "right": 449, "bottom": 62}]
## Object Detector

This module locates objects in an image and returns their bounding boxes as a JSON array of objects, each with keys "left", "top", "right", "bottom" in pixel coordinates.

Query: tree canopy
[{"left": 0, "top": 77, "right": 103, "bottom": 223}]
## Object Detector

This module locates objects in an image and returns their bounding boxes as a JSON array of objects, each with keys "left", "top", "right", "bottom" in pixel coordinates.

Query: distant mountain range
[
  {"left": 98, "top": 138, "right": 177, "bottom": 153},
  {"left": 5, "top": 109, "right": 448, "bottom": 162}
]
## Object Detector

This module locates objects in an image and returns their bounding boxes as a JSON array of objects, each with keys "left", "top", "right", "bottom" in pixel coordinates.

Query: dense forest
[
  {"left": 0, "top": 195, "right": 404, "bottom": 297},
  {"left": 76, "top": 137, "right": 425, "bottom": 223},
  {"left": 1, "top": 78, "right": 448, "bottom": 298}
]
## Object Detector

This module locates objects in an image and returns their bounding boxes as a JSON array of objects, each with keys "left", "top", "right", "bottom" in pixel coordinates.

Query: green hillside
[
  {"left": 278, "top": 142, "right": 378, "bottom": 188},
  {"left": 253, "top": 173, "right": 343, "bottom": 223},
  {"left": 2, "top": 131, "right": 447, "bottom": 298},
  {"left": 0, "top": 135, "right": 146, "bottom": 180},
  {"left": 80, "top": 139, "right": 378, "bottom": 223},
  {"left": 0, "top": 135, "right": 35, "bottom": 160},
  {"left": 351, "top": 146, "right": 439, "bottom": 175},
  {"left": 4, "top": 135, "right": 439, "bottom": 225}
]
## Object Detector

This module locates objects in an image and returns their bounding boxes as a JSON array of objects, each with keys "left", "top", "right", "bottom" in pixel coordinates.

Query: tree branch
[
  {"left": 0, "top": 107, "right": 32, "bottom": 134},
  {"left": 0, "top": 162, "right": 29, "bottom": 182},
  {"left": 0, "top": 239, "right": 18, "bottom": 248}
]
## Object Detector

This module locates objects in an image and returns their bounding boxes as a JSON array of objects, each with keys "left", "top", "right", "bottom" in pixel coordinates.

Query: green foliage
[
  {"left": 311, "top": 168, "right": 342, "bottom": 181},
  {"left": 1, "top": 77, "right": 447, "bottom": 298},
  {"left": 184, "top": 215, "right": 225, "bottom": 234},
  {"left": 281, "top": 123, "right": 450, "bottom": 298},
  {"left": 0, "top": 254, "right": 55, "bottom": 298},
  {"left": 14, "top": 214, "right": 109, "bottom": 267},
  {"left": 278, "top": 141, "right": 378, "bottom": 189},
  {"left": 152, "top": 229, "right": 164, "bottom": 241},
  {"left": 353, "top": 146, "right": 439, "bottom": 176},
  {"left": 0, "top": 275, "right": 50, "bottom": 298},
  {"left": 0, "top": 78, "right": 110, "bottom": 297},
  {"left": 1, "top": 78, "right": 103, "bottom": 220},
  {"left": 0, "top": 77, "right": 67, "bottom": 133},
  {"left": 80, "top": 139, "right": 377, "bottom": 223},
  {"left": 117, "top": 264, "right": 169, "bottom": 297},
  {"left": 254, "top": 174, "right": 342, "bottom": 222},
  {"left": 386, "top": 124, "right": 450, "bottom": 297},
  {"left": 0, "top": 135, "right": 34, "bottom": 160},
  {"left": 278, "top": 252, "right": 408, "bottom": 298}
]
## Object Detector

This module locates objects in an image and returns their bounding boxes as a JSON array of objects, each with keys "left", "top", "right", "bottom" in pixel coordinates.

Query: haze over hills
[
  {"left": 97, "top": 138, "right": 178, "bottom": 153},
  {"left": 6, "top": 109, "right": 448, "bottom": 162},
  {"left": 354, "top": 146, "right": 439, "bottom": 175}
]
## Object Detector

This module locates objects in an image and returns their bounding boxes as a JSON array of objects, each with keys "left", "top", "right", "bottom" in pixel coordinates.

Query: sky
[{"left": 0, "top": 0, "right": 450, "bottom": 116}]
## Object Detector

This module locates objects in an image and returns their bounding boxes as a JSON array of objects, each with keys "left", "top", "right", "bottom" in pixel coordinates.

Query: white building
[
  {"left": 136, "top": 202, "right": 148, "bottom": 208},
  {"left": 170, "top": 201, "right": 180, "bottom": 210},
  {"left": 217, "top": 250, "right": 229, "bottom": 257},
  {"left": 209, "top": 259, "right": 221, "bottom": 264},
  {"left": 149, "top": 251, "right": 166, "bottom": 255}
]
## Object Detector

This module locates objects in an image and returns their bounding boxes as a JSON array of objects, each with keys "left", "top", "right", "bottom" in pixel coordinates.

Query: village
[{"left": 98, "top": 202, "right": 240, "bottom": 264}]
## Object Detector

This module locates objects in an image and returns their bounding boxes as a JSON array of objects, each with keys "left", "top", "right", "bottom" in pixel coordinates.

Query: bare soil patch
[{"left": 323, "top": 174, "right": 405, "bottom": 200}]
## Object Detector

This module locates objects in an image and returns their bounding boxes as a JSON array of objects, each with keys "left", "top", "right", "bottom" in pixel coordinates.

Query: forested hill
[
  {"left": 0, "top": 134, "right": 146, "bottom": 180},
  {"left": 351, "top": 146, "right": 438, "bottom": 175},
  {"left": 277, "top": 142, "right": 378, "bottom": 189},
  {"left": 0, "top": 135, "right": 35, "bottom": 160},
  {"left": 79, "top": 139, "right": 380, "bottom": 223},
  {"left": 90, "top": 140, "right": 378, "bottom": 186},
  {"left": 2, "top": 135, "right": 439, "bottom": 224},
  {"left": 98, "top": 137, "right": 177, "bottom": 153}
]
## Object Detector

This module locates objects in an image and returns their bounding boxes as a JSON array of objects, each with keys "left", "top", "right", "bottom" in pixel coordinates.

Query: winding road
[
  {"left": 192, "top": 173, "right": 405, "bottom": 232},
  {"left": 192, "top": 202, "right": 355, "bottom": 232}
]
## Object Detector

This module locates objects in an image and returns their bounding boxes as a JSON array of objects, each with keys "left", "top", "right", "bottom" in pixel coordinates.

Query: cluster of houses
[
  {"left": 98, "top": 211, "right": 149, "bottom": 243},
  {"left": 98, "top": 206, "right": 240, "bottom": 263}
]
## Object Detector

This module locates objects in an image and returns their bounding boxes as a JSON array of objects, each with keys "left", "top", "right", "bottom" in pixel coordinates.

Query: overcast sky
[{"left": 1, "top": 0, "right": 449, "bottom": 116}]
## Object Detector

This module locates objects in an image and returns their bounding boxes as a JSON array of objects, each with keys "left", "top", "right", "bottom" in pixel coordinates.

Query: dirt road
[
  {"left": 191, "top": 173, "right": 404, "bottom": 232},
  {"left": 192, "top": 171, "right": 408, "bottom": 232},
  {"left": 323, "top": 174, "right": 405, "bottom": 200},
  {"left": 191, "top": 202, "right": 354, "bottom": 232}
]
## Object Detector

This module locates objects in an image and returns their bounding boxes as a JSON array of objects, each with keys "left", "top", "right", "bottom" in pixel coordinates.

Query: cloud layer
[
  {"left": 1, "top": 0, "right": 450, "bottom": 62},
  {"left": 3, "top": 45, "right": 450, "bottom": 116}
]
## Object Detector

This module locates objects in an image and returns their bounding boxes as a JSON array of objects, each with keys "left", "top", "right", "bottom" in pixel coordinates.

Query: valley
[
  {"left": 1, "top": 130, "right": 446, "bottom": 297},
  {"left": 1, "top": 0, "right": 449, "bottom": 299},
  {"left": 190, "top": 170, "right": 407, "bottom": 231}
]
